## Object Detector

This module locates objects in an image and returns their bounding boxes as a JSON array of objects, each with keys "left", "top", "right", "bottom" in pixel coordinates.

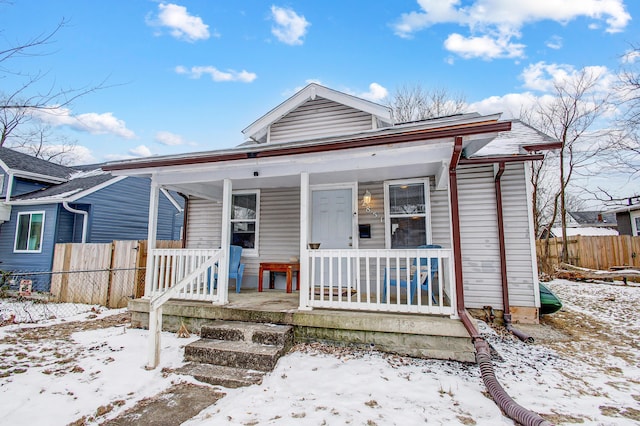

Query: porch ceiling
[{"left": 157, "top": 140, "right": 454, "bottom": 200}]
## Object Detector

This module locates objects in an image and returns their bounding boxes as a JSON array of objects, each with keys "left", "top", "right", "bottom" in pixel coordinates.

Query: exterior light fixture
[{"left": 363, "top": 190, "right": 372, "bottom": 205}]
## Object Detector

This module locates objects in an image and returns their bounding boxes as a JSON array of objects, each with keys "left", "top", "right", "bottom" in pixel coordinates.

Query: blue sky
[{"left": 2, "top": 0, "right": 639, "bottom": 171}]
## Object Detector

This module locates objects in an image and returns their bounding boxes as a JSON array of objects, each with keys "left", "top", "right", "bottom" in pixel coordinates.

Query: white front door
[{"left": 311, "top": 188, "right": 353, "bottom": 249}]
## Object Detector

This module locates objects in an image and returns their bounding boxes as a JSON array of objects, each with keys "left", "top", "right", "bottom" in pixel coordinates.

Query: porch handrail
[
  {"left": 303, "top": 248, "right": 455, "bottom": 316},
  {"left": 146, "top": 248, "right": 223, "bottom": 369}
]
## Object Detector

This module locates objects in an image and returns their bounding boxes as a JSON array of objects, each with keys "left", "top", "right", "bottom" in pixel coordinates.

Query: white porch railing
[
  {"left": 146, "top": 248, "right": 223, "bottom": 302},
  {"left": 304, "top": 248, "right": 455, "bottom": 315},
  {"left": 146, "top": 248, "right": 223, "bottom": 368}
]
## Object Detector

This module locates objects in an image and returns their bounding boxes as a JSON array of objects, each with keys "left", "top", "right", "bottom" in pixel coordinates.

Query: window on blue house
[
  {"left": 14, "top": 211, "right": 45, "bottom": 253},
  {"left": 231, "top": 191, "right": 259, "bottom": 254}
]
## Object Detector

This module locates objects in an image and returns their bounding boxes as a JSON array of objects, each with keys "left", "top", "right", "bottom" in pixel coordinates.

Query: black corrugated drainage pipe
[
  {"left": 460, "top": 310, "right": 552, "bottom": 426},
  {"left": 450, "top": 138, "right": 552, "bottom": 426},
  {"left": 494, "top": 162, "right": 535, "bottom": 344},
  {"left": 505, "top": 315, "right": 535, "bottom": 344}
]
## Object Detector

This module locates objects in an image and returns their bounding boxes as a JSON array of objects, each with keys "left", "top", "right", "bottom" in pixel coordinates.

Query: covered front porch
[
  {"left": 128, "top": 289, "right": 474, "bottom": 362},
  {"left": 140, "top": 130, "right": 467, "bottom": 316}
]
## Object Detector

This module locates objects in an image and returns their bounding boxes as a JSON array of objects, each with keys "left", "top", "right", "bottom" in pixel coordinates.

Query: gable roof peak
[{"left": 242, "top": 83, "right": 393, "bottom": 144}]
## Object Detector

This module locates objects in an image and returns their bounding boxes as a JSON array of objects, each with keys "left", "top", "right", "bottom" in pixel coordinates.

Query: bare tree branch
[{"left": 388, "top": 84, "right": 467, "bottom": 123}]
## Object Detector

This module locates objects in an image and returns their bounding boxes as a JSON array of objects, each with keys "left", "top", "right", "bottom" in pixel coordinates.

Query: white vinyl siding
[
  {"left": 255, "top": 187, "right": 300, "bottom": 277},
  {"left": 269, "top": 97, "right": 373, "bottom": 144},
  {"left": 185, "top": 188, "right": 300, "bottom": 284},
  {"left": 430, "top": 180, "right": 451, "bottom": 248},
  {"left": 457, "top": 165, "right": 503, "bottom": 309},
  {"left": 456, "top": 163, "right": 537, "bottom": 309},
  {"left": 185, "top": 197, "right": 221, "bottom": 250},
  {"left": 357, "top": 183, "right": 385, "bottom": 249},
  {"left": 502, "top": 163, "right": 536, "bottom": 307}
]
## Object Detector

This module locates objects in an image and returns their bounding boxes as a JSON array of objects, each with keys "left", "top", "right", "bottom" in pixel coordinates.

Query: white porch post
[
  {"left": 218, "top": 178, "right": 232, "bottom": 304},
  {"left": 144, "top": 174, "right": 160, "bottom": 298},
  {"left": 299, "top": 172, "right": 312, "bottom": 310},
  {"left": 146, "top": 305, "right": 162, "bottom": 369}
]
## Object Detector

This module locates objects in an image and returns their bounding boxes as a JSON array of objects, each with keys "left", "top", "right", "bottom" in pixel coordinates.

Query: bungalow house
[
  {"left": 548, "top": 210, "right": 619, "bottom": 237},
  {"left": 0, "top": 147, "right": 184, "bottom": 291},
  {"left": 104, "top": 84, "right": 559, "bottom": 362},
  {"left": 610, "top": 198, "right": 640, "bottom": 236}
]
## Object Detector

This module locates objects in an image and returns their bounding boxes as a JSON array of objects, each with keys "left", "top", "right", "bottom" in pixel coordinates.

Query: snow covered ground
[{"left": 0, "top": 279, "right": 638, "bottom": 425}]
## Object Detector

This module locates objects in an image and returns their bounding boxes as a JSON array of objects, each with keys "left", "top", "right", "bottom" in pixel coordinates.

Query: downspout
[
  {"left": 449, "top": 138, "right": 552, "bottom": 426},
  {"left": 62, "top": 201, "right": 88, "bottom": 243},
  {"left": 178, "top": 193, "right": 189, "bottom": 249},
  {"left": 494, "top": 162, "right": 534, "bottom": 343}
]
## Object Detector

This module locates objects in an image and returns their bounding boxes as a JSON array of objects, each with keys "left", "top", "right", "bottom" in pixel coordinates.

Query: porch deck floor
[
  {"left": 129, "top": 288, "right": 474, "bottom": 363},
  {"left": 226, "top": 289, "right": 300, "bottom": 312}
]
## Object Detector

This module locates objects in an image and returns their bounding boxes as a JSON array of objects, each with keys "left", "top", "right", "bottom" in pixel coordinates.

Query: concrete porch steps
[{"left": 177, "top": 320, "right": 293, "bottom": 388}]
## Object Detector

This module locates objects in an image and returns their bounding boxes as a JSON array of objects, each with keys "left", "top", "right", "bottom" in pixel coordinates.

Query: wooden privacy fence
[
  {"left": 536, "top": 235, "right": 640, "bottom": 275},
  {"left": 50, "top": 240, "right": 181, "bottom": 308}
]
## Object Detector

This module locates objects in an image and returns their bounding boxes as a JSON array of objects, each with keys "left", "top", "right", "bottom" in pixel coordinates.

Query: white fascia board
[
  {"left": 154, "top": 140, "right": 453, "bottom": 186},
  {"left": 9, "top": 176, "right": 127, "bottom": 205},
  {"left": 6, "top": 168, "right": 68, "bottom": 184},
  {"left": 242, "top": 83, "right": 392, "bottom": 140},
  {"left": 0, "top": 159, "right": 10, "bottom": 174}
]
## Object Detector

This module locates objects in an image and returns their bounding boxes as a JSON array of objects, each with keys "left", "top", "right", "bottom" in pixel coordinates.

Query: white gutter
[{"left": 62, "top": 201, "right": 88, "bottom": 243}]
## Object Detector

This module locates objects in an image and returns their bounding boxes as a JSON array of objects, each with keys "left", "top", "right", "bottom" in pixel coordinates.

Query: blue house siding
[
  {"left": 12, "top": 178, "right": 49, "bottom": 197},
  {"left": 0, "top": 203, "right": 60, "bottom": 291},
  {"left": 0, "top": 176, "right": 183, "bottom": 293},
  {"left": 76, "top": 177, "right": 183, "bottom": 243},
  {"left": 55, "top": 207, "right": 76, "bottom": 244}
]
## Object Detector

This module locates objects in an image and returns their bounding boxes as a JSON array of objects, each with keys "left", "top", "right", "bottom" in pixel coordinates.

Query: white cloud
[
  {"left": 155, "top": 131, "right": 187, "bottom": 146},
  {"left": 469, "top": 92, "right": 543, "bottom": 118},
  {"left": 270, "top": 6, "right": 310, "bottom": 45},
  {"left": 358, "top": 83, "right": 389, "bottom": 102},
  {"left": 61, "top": 145, "right": 96, "bottom": 165},
  {"left": 468, "top": 62, "right": 618, "bottom": 120},
  {"left": 33, "top": 108, "right": 136, "bottom": 139},
  {"left": 622, "top": 49, "right": 640, "bottom": 64},
  {"left": 521, "top": 61, "right": 614, "bottom": 94},
  {"left": 444, "top": 33, "right": 525, "bottom": 59},
  {"left": 147, "top": 3, "right": 209, "bottom": 42},
  {"left": 129, "top": 145, "right": 152, "bottom": 157},
  {"left": 393, "top": 0, "right": 631, "bottom": 59},
  {"left": 545, "top": 35, "right": 563, "bottom": 50},
  {"left": 175, "top": 65, "right": 257, "bottom": 83}
]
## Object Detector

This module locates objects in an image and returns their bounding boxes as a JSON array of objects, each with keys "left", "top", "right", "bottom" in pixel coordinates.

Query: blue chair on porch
[
  {"left": 214, "top": 245, "right": 245, "bottom": 293},
  {"left": 382, "top": 244, "right": 441, "bottom": 304}
]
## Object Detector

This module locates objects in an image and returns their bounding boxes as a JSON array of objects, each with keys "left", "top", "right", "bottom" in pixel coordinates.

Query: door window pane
[
  {"left": 391, "top": 217, "right": 426, "bottom": 249},
  {"left": 389, "top": 184, "right": 426, "bottom": 215}
]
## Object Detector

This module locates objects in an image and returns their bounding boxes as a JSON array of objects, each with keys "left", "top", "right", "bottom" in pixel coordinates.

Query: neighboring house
[
  {"left": 549, "top": 210, "right": 619, "bottom": 237},
  {"left": 105, "top": 83, "right": 560, "bottom": 323},
  {"left": 610, "top": 199, "right": 640, "bottom": 236},
  {"left": 0, "top": 147, "right": 184, "bottom": 291}
]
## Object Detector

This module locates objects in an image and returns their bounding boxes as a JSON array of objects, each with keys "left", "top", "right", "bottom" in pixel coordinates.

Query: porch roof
[
  {"left": 104, "top": 113, "right": 507, "bottom": 174},
  {"left": 104, "top": 115, "right": 521, "bottom": 198}
]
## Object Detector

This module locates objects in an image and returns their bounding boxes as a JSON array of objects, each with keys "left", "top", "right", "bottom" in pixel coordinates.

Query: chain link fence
[{"left": 0, "top": 268, "right": 145, "bottom": 324}]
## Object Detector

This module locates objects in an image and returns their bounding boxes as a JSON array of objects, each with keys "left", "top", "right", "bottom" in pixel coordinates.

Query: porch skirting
[{"left": 128, "top": 292, "right": 475, "bottom": 363}]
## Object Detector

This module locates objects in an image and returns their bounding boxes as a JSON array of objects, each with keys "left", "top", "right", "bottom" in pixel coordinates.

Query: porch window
[
  {"left": 385, "top": 179, "right": 431, "bottom": 249},
  {"left": 231, "top": 191, "right": 259, "bottom": 253},
  {"left": 14, "top": 211, "right": 45, "bottom": 253}
]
